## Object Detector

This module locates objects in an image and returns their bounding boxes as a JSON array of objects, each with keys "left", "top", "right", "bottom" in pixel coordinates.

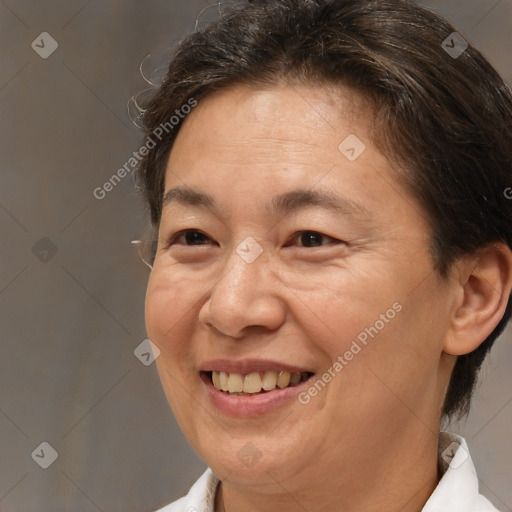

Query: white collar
[
  {"left": 155, "top": 431, "right": 498, "bottom": 511},
  {"left": 422, "top": 431, "right": 498, "bottom": 511}
]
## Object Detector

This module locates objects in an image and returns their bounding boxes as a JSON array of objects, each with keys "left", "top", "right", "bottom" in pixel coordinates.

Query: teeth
[
  {"left": 243, "top": 372, "right": 262, "bottom": 393},
  {"left": 262, "top": 370, "right": 278, "bottom": 390},
  {"left": 210, "top": 370, "right": 308, "bottom": 394},
  {"left": 289, "top": 372, "right": 301, "bottom": 385},
  {"left": 212, "top": 371, "right": 221, "bottom": 389},
  {"left": 276, "top": 370, "right": 291, "bottom": 388},
  {"left": 219, "top": 371, "right": 229, "bottom": 391},
  {"left": 227, "top": 373, "right": 243, "bottom": 393}
]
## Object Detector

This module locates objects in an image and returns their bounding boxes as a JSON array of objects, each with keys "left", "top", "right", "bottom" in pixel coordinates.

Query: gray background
[{"left": 0, "top": 1, "right": 510, "bottom": 511}]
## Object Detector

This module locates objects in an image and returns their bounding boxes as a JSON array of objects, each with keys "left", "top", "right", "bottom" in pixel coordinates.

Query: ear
[{"left": 444, "top": 242, "right": 512, "bottom": 356}]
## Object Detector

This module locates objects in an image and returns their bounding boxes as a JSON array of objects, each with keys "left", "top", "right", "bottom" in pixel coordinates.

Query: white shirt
[{"left": 155, "top": 432, "right": 499, "bottom": 512}]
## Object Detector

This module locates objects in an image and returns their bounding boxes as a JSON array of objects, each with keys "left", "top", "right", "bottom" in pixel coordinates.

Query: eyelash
[{"left": 165, "top": 229, "right": 342, "bottom": 249}]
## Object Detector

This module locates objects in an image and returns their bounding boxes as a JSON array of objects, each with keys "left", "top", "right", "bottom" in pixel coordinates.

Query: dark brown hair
[{"left": 136, "top": 0, "right": 512, "bottom": 421}]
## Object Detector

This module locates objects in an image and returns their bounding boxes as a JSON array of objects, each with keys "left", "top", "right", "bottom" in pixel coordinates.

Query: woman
[{"left": 136, "top": 1, "right": 512, "bottom": 510}]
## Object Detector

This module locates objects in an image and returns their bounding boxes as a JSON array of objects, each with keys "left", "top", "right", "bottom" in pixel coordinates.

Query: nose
[{"left": 198, "top": 243, "right": 286, "bottom": 339}]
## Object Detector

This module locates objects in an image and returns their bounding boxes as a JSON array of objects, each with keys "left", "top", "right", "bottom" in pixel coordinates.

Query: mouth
[{"left": 201, "top": 370, "right": 314, "bottom": 396}]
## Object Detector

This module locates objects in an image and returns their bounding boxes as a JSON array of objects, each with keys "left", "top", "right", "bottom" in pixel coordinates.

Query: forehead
[
  {"left": 176, "top": 82, "right": 372, "bottom": 146},
  {"left": 165, "top": 84, "right": 377, "bottom": 180},
  {"left": 161, "top": 83, "right": 427, "bottom": 232}
]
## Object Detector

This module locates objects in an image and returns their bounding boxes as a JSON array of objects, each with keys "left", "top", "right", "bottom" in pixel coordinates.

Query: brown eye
[
  {"left": 291, "top": 231, "right": 341, "bottom": 248},
  {"left": 169, "top": 230, "right": 213, "bottom": 246}
]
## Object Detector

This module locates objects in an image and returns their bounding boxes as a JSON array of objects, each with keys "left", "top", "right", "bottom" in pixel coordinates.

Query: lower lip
[{"left": 200, "top": 372, "right": 314, "bottom": 417}]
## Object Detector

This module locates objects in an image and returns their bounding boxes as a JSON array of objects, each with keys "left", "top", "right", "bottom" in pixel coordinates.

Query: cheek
[
  {"left": 283, "top": 267, "right": 399, "bottom": 359},
  {"left": 144, "top": 269, "right": 198, "bottom": 352},
  {"left": 292, "top": 268, "right": 437, "bottom": 404},
  {"left": 145, "top": 272, "right": 202, "bottom": 420},
  {"left": 344, "top": 293, "right": 447, "bottom": 421}
]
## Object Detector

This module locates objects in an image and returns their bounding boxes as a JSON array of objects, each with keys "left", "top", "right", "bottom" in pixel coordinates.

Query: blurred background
[{"left": 0, "top": 0, "right": 510, "bottom": 510}]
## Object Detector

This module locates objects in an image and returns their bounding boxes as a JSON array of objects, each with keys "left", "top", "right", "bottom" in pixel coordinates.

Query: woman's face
[{"left": 145, "top": 84, "right": 456, "bottom": 489}]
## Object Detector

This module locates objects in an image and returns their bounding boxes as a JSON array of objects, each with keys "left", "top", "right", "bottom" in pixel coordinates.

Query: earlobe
[{"left": 443, "top": 242, "right": 512, "bottom": 356}]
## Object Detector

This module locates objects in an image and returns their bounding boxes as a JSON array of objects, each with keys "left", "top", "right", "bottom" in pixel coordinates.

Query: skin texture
[{"left": 145, "top": 84, "right": 512, "bottom": 512}]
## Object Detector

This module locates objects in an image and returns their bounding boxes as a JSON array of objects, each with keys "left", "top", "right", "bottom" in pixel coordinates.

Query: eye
[
  {"left": 288, "top": 231, "right": 342, "bottom": 248},
  {"left": 164, "top": 229, "right": 342, "bottom": 249},
  {"left": 166, "top": 229, "right": 215, "bottom": 247}
]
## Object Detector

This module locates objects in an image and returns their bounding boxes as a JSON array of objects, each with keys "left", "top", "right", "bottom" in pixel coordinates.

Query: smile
[
  {"left": 199, "top": 359, "right": 316, "bottom": 415},
  {"left": 207, "top": 370, "right": 313, "bottom": 395}
]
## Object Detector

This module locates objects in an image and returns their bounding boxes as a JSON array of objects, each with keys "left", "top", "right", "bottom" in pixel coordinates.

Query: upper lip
[{"left": 199, "top": 359, "right": 314, "bottom": 375}]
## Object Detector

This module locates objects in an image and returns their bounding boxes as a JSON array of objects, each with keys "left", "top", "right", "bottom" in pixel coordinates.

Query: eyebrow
[{"left": 162, "top": 185, "right": 372, "bottom": 219}]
